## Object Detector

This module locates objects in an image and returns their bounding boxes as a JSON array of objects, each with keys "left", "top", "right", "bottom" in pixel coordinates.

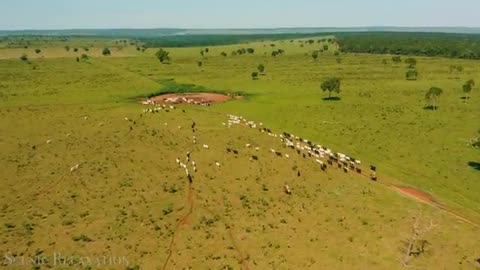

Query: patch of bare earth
[
  {"left": 392, "top": 185, "right": 437, "bottom": 205},
  {"left": 146, "top": 92, "right": 242, "bottom": 105}
]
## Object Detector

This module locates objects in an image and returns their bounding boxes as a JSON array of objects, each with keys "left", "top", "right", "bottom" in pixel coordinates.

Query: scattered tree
[
  {"left": 19, "top": 54, "right": 28, "bottom": 61},
  {"left": 76, "top": 57, "right": 80, "bottom": 62},
  {"left": 311, "top": 51, "right": 319, "bottom": 61},
  {"left": 321, "top": 77, "right": 341, "bottom": 99},
  {"left": 462, "top": 79, "right": 475, "bottom": 98},
  {"left": 34, "top": 48, "right": 41, "bottom": 54},
  {"left": 221, "top": 52, "right": 227, "bottom": 57},
  {"left": 406, "top": 69, "right": 418, "bottom": 80},
  {"left": 449, "top": 65, "right": 463, "bottom": 73},
  {"left": 247, "top": 48, "right": 255, "bottom": 54},
  {"left": 405, "top": 57, "right": 417, "bottom": 68},
  {"left": 257, "top": 64, "right": 265, "bottom": 74},
  {"left": 399, "top": 214, "right": 437, "bottom": 268},
  {"left": 102, "top": 48, "right": 111, "bottom": 56},
  {"left": 65, "top": 46, "right": 70, "bottom": 52},
  {"left": 197, "top": 61, "right": 203, "bottom": 68},
  {"left": 205, "top": 48, "right": 209, "bottom": 53},
  {"left": 323, "top": 44, "right": 329, "bottom": 51},
  {"left": 251, "top": 72, "right": 259, "bottom": 80},
  {"left": 81, "top": 54, "right": 89, "bottom": 60},
  {"left": 200, "top": 50, "right": 204, "bottom": 56},
  {"left": 73, "top": 48, "right": 78, "bottom": 52},
  {"left": 425, "top": 87, "right": 443, "bottom": 110},
  {"left": 392, "top": 56, "right": 402, "bottom": 64},
  {"left": 382, "top": 59, "right": 388, "bottom": 65},
  {"left": 155, "top": 48, "right": 170, "bottom": 63}
]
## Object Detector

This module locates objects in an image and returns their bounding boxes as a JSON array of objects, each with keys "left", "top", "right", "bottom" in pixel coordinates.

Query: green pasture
[{"left": 0, "top": 36, "right": 479, "bottom": 269}]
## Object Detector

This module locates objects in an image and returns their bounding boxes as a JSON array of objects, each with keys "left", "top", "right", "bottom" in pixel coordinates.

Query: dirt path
[
  {"left": 161, "top": 182, "right": 195, "bottom": 270},
  {"left": 389, "top": 184, "right": 480, "bottom": 228}
]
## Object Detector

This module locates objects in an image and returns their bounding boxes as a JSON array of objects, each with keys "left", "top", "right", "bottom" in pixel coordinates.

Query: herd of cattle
[
  {"left": 142, "top": 96, "right": 212, "bottom": 106},
  {"left": 140, "top": 102, "right": 377, "bottom": 195},
  {"left": 223, "top": 114, "right": 378, "bottom": 194}
]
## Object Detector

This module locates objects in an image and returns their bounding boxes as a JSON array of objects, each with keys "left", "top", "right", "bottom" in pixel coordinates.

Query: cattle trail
[{"left": 161, "top": 181, "right": 195, "bottom": 270}]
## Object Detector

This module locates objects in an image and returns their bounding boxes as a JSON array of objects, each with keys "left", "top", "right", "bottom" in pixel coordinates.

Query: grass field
[{"left": 0, "top": 36, "right": 479, "bottom": 269}]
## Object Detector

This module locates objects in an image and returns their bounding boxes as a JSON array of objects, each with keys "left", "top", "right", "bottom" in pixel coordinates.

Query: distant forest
[
  {"left": 336, "top": 32, "right": 480, "bottom": 59},
  {"left": 138, "top": 33, "right": 323, "bottom": 47}
]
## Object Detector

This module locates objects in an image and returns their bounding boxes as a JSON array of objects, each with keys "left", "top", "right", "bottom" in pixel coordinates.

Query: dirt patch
[
  {"left": 145, "top": 92, "right": 242, "bottom": 105},
  {"left": 392, "top": 185, "right": 437, "bottom": 205}
]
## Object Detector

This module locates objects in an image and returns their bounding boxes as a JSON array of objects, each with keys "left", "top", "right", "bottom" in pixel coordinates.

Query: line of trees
[{"left": 337, "top": 32, "right": 480, "bottom": 60}]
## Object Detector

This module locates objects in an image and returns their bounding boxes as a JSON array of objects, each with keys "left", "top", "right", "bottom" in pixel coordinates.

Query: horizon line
[{"left": 1, "top": 26, "right": 480, "bottom": 32}]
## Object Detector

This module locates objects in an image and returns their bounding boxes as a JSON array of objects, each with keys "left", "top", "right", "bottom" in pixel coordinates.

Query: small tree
[
  {"left": 382, "top": 59, "right": 388, "bottom": 65},
  {"left": 425, "top": 87, "right": 443, "bottom": 110},
  {"left": 197, "top": 61, "right": 203, "bottom": 68},
  {"left": 81, "top": 54, "right": 88, "bottom": 60},
  {"left": 73, "top": 48, "right": 78, "bottom": 52},
  {"left": 20, "top": 54, "right": 28, "bottom": 61},
  {"left": 321, "top": 78, "right": 341, "bottom": 99},
  {"left": 35, "top": 48, "right": 41, "bottom": 54},
  {"left": 251, "top": 72, "right": 259, "bottom": 80},
  {"left": 200, "top": 50, "right": 204, "bottom": 56},
  {"left": 271, "top": 51, "right": 278, "bottom": 57},
  {"left": 405, "top": 57, "right": 417, "bottom": 68},
  {"left": 392, "top": 56, "right": 402, "bottom": 64},
  {"left": 462, "top": 79, "right": 475, "bottom": 98},
  {"left": 205, "top": 48, "right": 209, "bottom": 53},
  {"left": 221, "top": 52, "right": 227, "bottom": 57},
  {"left": 247, "top": 48, "right": 255, "bottom": 54},
  {"left": 155, "top": 48, "right": 170, "bottom": 63},
  {"left": 311, "top": 51, "right": 319, "bottom": 61},
  {"left": 323, "top": 44, "right": 329, "bottom": 51},
  {"left": 102, "top": 48, "right": 111, "bottom": 56},
  {"left": 65, "top": 46, "right": 70, "bottom": 52},
  {"left": 257, "top": 64, "right": 265, "bottom": 74},
  {"left": 406, "top": 69, "right": 418, "bottom": 81}
]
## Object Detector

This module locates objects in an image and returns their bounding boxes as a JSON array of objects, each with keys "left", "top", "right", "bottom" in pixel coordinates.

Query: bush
[
  {"left": 102, "top": 48, "right": 111, "bottom": 56},
  {"left": 20, "top": 54, "right": 28, "bottom": 61}
]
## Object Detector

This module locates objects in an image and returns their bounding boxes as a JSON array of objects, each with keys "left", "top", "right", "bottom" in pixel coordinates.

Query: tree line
[{"left": 336, "top": 32, "right": 480, "bottom": 60}]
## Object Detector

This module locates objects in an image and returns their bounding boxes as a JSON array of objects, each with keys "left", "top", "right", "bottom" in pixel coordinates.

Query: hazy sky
[{"left": 1, "top": 0, "right": 479, "bottom": 30}]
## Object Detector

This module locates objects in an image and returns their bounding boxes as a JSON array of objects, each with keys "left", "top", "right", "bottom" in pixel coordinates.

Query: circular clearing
[{"left": 144, "top": 92, "right": 242, "bottom": 105}]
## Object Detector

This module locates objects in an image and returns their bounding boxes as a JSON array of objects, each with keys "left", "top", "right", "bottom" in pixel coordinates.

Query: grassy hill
[{"left": 0, "top": 36, "right": 479, "bottom": 269}]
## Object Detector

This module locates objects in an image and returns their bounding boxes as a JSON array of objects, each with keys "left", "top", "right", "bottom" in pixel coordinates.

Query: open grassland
[{"left": 0, "top": 36, "right": 479, "bottom": 269}]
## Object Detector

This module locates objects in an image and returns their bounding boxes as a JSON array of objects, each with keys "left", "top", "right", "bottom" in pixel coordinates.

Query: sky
[{"left": 1, "top": 0, "right": 479, "bottom": 30}]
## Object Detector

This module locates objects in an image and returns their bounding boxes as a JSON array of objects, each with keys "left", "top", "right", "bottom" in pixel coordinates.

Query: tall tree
[
  {"left": 425, "top": 87, "right": 443, "bottom": 110},
  {"left": 257, "top": 64, "right": 265, "bottom": 74},
  {"left": 102, "top": 48, "right": 111, "bottom": 56},
  {"left": 155, "top": 48, "right": 170, "bottom": 63},
  {"left": 321, "top": 78, "right": 341, "bottom": 99},
  {"left": 463, "top": 79, "right": 475, "bottom": 98}
]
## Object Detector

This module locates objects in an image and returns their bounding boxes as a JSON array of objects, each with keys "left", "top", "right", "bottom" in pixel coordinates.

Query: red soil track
[{"left": 392, "top": 185, "right": 437, "bottom": 205}]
